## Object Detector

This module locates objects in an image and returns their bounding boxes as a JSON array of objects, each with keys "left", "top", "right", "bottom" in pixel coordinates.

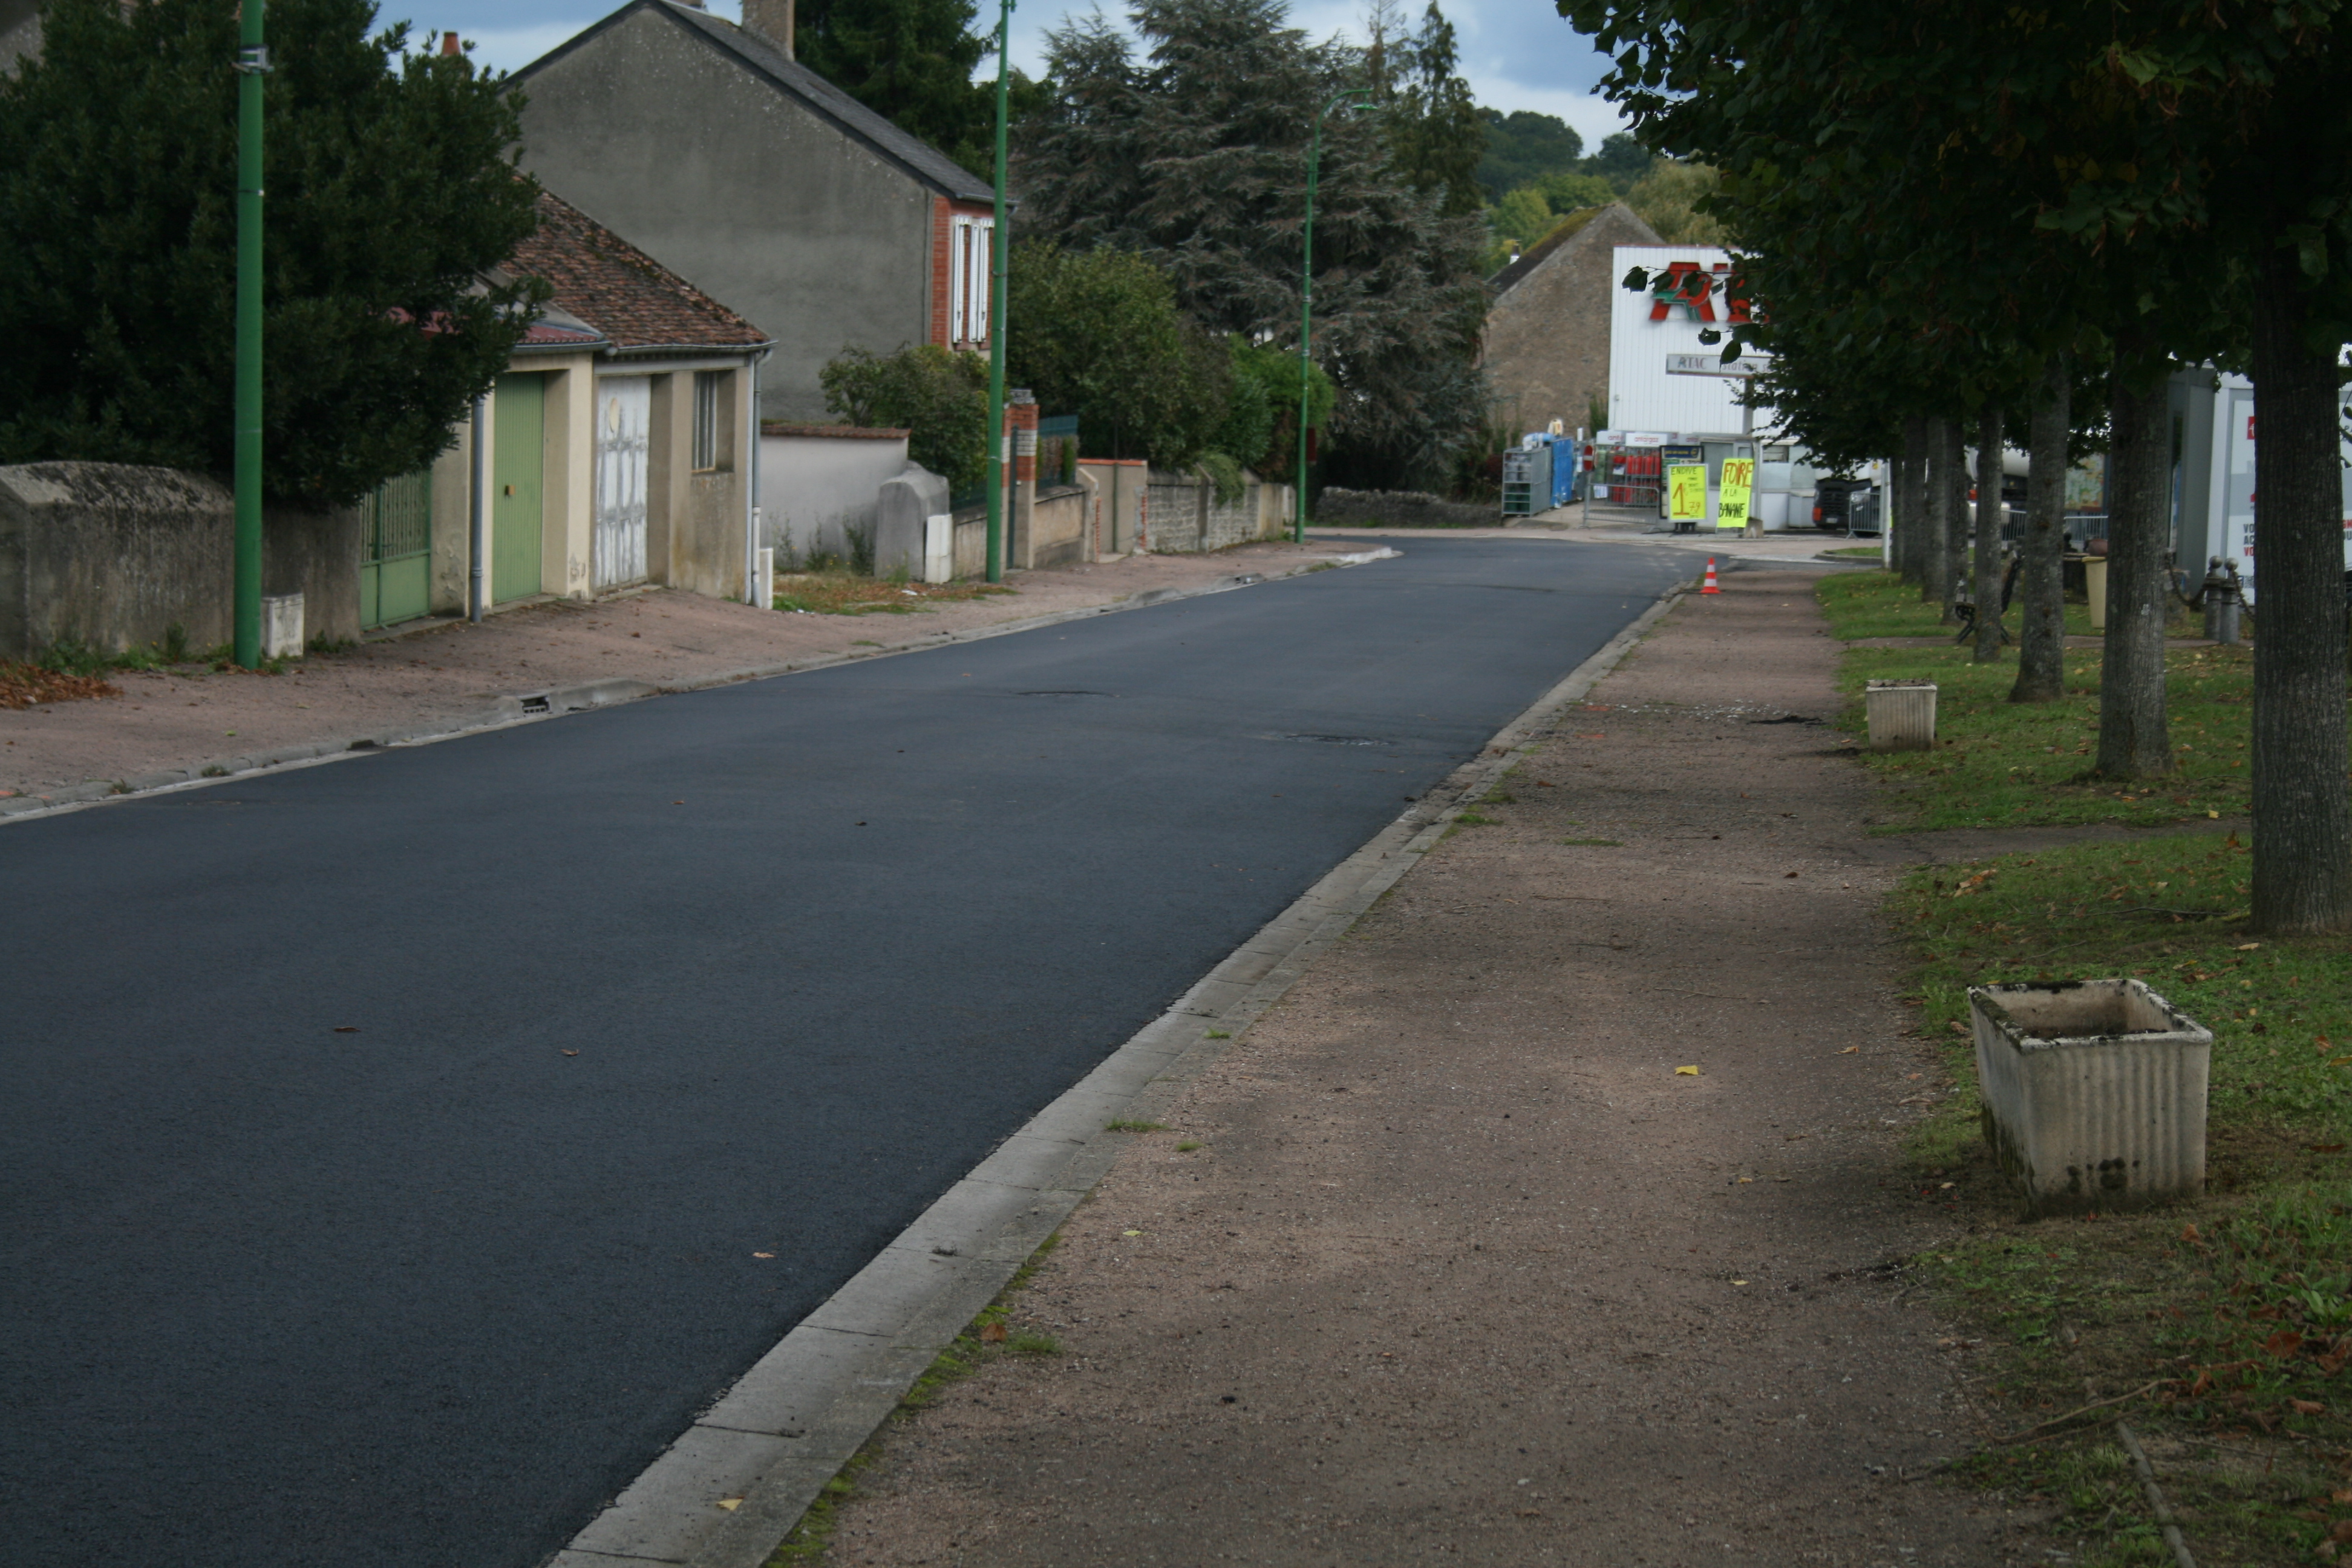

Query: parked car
[{"left": 1812, "top": 477, "right": 1877, "bottom": 533}]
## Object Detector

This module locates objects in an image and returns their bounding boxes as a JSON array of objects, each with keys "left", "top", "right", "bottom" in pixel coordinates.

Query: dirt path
[
  {"left": 808, "top": 571, "right": 2054, "bottom": 1567},
  {"left": 0, "top": 542, "right": 1346, "bottom": 803}
]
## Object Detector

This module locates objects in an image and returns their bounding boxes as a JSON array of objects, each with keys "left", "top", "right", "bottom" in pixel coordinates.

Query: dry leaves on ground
[{"left": 0, "top": 661, "right": 120, "bottom": 710}]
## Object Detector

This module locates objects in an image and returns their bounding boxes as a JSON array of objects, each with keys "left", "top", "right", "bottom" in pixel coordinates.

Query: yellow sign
[
  {"left": 1667, "top": 463, "right": 1708, "bottom": 523},
  {"left": 1717, "top": 457, "right": 1755, "bottom": 530}
]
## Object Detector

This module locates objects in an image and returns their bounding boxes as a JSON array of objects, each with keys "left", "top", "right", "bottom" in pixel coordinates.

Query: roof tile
[{"left": 509, "top": 188, "right": 772, "bottom": 351}]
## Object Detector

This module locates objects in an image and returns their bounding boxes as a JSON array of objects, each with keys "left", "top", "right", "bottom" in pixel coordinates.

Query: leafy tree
[
  {"left": 0, "top": 0, "right": 542, "bottom": 508},
  {"left": 1017, "top": 0, "right": 1489, "bottom": 488},
  {"left": 1486, "top": 188, "right": 1555, "bottom": 264},
  {"left": 1586, "top": 130, "right": 1651, "bottom": 192},
  {"left": 794, "top": 0, "right": 1046, "bottom": 176},
  {"left": 1385, "top": 3, "right": 1485, "bottom": 217},
  {"left": 1622, "top": 160, "right": 1722, "bottom": 244},
  {"left": 1533, "top": 170, "right": 1618, "bottom": 212},
  {"left": 818, "top": 344, "right": 988, "bottom": 490},
  {"left": 1474, "top": 107, "right": 1582, "bottom": 201},
  {"left": 1003, "top": 242, "right": 1228, "bottom": 466}
]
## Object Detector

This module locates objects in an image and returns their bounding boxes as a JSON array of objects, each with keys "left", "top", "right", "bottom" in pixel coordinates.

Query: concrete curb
[
  {"left": 0, "top": 550, "right": 1400, "bottom": 827},
  {"left": 538, "top": 572, "right": 1693, "bottom": 1568}
]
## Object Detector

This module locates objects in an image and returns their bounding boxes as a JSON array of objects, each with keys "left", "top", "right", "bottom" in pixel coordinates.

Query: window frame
[{"left": 691, "top": 370, "right": 720, "bottom": 472}]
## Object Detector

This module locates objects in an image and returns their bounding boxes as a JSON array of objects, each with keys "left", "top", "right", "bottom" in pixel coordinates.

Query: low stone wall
[
  {"left": 0, "top": 463, "right": 362, "bottom": 659},
  {"left": 1142, "top": 467, "right": 1288, "bottom": 553},
  {"left": 1313, "top": 487, "right": 1493, "bottom": 529},
  {"left": 1028, "top": 484, "right": 1088, "bottom": 570}
]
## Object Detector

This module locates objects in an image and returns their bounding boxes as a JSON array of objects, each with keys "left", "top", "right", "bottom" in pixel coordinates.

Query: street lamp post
[
  {"left": 1296, "top": 90, "right": 1368, "bottom": 545},
  {"left": 984, "top": 0, "right": 1014, "bottom": 584},
  {"left": 232, "top": 2, "right": 270, "bottom": 666}
]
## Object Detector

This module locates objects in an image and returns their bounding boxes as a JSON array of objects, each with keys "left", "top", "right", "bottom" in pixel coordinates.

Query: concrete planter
[
  {"left": 1969, "top": 979, "right": 2212, "bottom": 1216},
  {"left": 1864, "top": 679, "right": 1937, "bottom": 750}
]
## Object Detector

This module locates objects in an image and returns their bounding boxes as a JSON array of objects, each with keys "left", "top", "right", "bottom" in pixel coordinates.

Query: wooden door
[
  {"left": 594, "top": 376, "right": 650, "bottom": 589},
  {"left": 492, "top": 373, "right": 545, "bottom": 603}
]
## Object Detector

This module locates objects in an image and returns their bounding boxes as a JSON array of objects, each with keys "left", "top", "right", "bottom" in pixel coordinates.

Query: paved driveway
[{"left": 0, "top": 538, "right": 1686, "bottom": 1567}]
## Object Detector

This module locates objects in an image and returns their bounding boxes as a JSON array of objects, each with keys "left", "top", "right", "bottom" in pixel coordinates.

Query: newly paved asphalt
[{"left": 0, "top": 537, "right": 1685, "bottom": 1567}]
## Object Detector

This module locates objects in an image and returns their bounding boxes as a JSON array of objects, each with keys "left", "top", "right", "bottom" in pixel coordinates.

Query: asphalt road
[{"left": 0, "top": 536, "right": 1687, "bottom": 1567}]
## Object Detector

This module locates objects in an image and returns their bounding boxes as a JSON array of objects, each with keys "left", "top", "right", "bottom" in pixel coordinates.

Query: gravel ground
[
  {"left": 0, "top": 543, "right": 1344, "bottom": 800},
  {"left": 809, "top": 570, "right": 2058, "bottom": 1566}
]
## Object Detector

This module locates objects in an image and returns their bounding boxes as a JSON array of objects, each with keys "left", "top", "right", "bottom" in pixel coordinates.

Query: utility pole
[
  {"left": 984, "top": 0, "right": 1014, "bottom": 584},
  {"left": 1297, "top": 91, "right": 1368, "bottom": 544},
  {"left": 233, "top": 1, "right": 270, "bottom": 666}
]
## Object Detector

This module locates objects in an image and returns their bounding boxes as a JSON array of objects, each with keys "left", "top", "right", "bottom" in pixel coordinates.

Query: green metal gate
[{"left": 360, "top": 467, "right": 433, "bottom": 629}]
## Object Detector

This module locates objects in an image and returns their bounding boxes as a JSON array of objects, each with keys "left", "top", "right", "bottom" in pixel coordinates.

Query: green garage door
[
  {"left": 493, "top": 372, "right": 546, "bottom": 603},
  {"left": 359, "top": 467, "right": 433, "bottom": 630}
]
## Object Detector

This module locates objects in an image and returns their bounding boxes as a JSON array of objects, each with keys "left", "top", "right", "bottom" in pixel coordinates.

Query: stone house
[
  {"left": 1480, "top": 203, "right": 1663, "bottom": 437},
  {"left": 510, "top": 0, "right": 998, "bottom": 425}
]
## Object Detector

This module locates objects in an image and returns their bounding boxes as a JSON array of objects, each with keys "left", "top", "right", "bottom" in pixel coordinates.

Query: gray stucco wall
[
  {"left": 516, "top": 9, "right": 934, "bottom": 422},
  {"left": 0, "top": 463, "right": 362, "bottom": 659}
]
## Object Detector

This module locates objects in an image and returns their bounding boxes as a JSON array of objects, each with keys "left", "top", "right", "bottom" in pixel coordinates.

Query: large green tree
[
  {"left": 1016, "top": 0, "right": 1488, "bottom": 488},
  {"left": 1474, "top": 108, "right": 1582, "bottom": 202},
  {"left": 0, "top": 0, "right": 542, "bottom": 508},
  {"left": 1382, "top": 3, "right": 1485, "bottom": 217},
  {"left": 794, "top": 0, "right": 1045, "bottom": 175}
]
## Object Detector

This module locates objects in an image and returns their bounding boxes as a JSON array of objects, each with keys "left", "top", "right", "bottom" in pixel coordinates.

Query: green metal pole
[
  {"left": 1297, "top": 93, "right": 1365, "bottom": 546},
  {"left": 984, "top": 0, "right": 1013, "bottom": 584},
  {"left": 233, "top": 4, "right": 268, "bottom": 667}
]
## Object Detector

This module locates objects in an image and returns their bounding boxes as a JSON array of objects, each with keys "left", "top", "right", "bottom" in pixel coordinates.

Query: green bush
[{"left": 818, "top": 344, "right": 987, "bottom": 492}]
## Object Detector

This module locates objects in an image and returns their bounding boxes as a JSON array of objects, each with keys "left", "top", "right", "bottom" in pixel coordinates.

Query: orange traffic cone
[{"left": 1700, "top": 557, "right": 1722, "bottom": 595}]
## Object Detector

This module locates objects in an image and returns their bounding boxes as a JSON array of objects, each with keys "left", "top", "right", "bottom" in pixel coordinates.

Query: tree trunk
[
  {"left": 2010, "top": 356, "right": 2069, "bottom": 702},
  {"left": 1973, "top": 407, "right": 2007, "bottom": 661},
  {"left": 1896, "top": 416, "right": 1928, "bottom": 587},
  {"left": 1927, "top": 417, "right": 1964, "bottom": 617},
  {"left": 2096, "top": 364, "right": 2174, "bottom": 777},
  {"left": 2247, "top": 246, "right": 2352, "bottom": 933}
]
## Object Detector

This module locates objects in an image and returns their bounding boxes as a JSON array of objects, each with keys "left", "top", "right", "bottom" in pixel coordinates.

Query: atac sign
[{"left": 1647, "top": 261, "right": 1753, "bottom": 325}]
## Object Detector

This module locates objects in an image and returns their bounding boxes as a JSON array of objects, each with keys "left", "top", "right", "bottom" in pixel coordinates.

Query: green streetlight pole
[
  {"left": 1296, "top": 90, "right": 1367, "bottom": 545},
  {"left": 983, "top": 0, "right": 1014, "bottom": 584},
  {"left": 232, "top": 1, "right": 270, "bottom": 666}
]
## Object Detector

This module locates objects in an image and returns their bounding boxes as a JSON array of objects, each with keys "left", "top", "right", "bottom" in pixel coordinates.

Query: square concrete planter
[
  {"left": 1865, "top": 679, "right": 1936, "bottom": 750},
  {"left": 1969, "top": 979, "right": 2212, "bottom": 1216}
]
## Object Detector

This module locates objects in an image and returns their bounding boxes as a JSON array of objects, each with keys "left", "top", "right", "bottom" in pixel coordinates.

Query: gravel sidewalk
[
  {"left": 0, "top": 542, "right": 1349, "bottom": 806},
  {"left": 808, "top": 570, "right": 2054, "bottom": 1566}
]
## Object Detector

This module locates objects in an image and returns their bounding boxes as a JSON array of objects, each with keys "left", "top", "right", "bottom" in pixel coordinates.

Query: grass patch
[
  {"left": 1106, "top": 1119, "right": 1164, "bottom": 1132},
  {"left": 1889, "top": 837, "right": 2352, "bottom": 1564},
  {"left": 1204, "top": 1030, "right": 1231, "bottom": 1040},
  {"left": 773, "top": 570, "right": 1014, "bottom": 616},
  {"left": 1455, "top": 811, "right": 1500, "bottom": 826},
  {"left": 1818, "top": 579, "right": 2261, "bottom": 832},
  {"left": 1560, "top": 837, "right": 1624, "bottom": 847},
  {"left": 1817, "top": 568, "right": 2111, "bottom": 642},
  {"left": 765, "top": 1233, "right": 1061, "bottom": 1565},
  {"left": 1176, "top": 1140, "right": 1203, "bottom": 1152}
]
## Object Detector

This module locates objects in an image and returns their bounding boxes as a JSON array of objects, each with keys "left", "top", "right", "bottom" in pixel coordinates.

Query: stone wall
[
  {"left": 1313, "top": 488, "right": 1494, "bottom": 529},
  {"left": 1142, "top": 467, "right": 1287, "bottom": 553},
  {"left": 0, "top": 462, "right": 361, "bottom": 658}
]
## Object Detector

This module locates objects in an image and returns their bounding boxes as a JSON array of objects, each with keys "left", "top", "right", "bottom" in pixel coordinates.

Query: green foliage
[
  {"left": 1624, "top": 159, "right": 1724, "bottom": 244},
  {"left": 792, "top": 0, "right": 1048, "bottom": 177},
  {"left": 1004, "top": 241, "right": 1229, "bottom": 468},
  {"left": 1586, "top": 130, "right": 1653, "bottom": 191},
  {"left": 0, "top": 0, "right": 544, "bottom": 507},
  {"left": 818, "top": 344, "right": 988, "bottom": 492},
  {"left": 1017, "top": 0, "right": 1489, "bottom": 489},
  {"left": 1534, "top": 169, "right": 1619, "bottom": 212},
  {"left": 1221, "top": 336, "right": 1333, "bottom": 471},
  {"left": 1474, "top": 107, "right": 1583, "bottom": 202},
  {"left": 1382, "top": 3, "right": 1485, "bottom": 218}
]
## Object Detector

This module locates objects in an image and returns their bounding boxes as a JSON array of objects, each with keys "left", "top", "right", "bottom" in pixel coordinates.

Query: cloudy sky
[{"left": 414, "top": 0, "right": 1630, "bottom": 149}]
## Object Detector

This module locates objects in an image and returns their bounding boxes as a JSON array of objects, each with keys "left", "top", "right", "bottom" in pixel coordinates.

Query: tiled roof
[
  {"left": 1488, "top": 203, "right": 1661, "bottom": 296},
  {"left": 520, "top": 0, "right": 995, "bottom": 204},
  {"left": 508, "top": 188, "right": 771, "bottom": 351}
]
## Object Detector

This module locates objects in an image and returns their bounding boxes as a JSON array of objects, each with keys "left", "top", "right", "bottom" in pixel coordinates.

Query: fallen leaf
[
  {"left": 2181, "top": 1223, "right": 2201, "bottom": 1244},
  {"left": 333, "top": 1025, "right": 359, "bottom": 1034},
  {"left": 1838, "top": 1046, "right": 1860, "bottom": 1054},
  {"left": 2310, "top": 1143, "right": 2346, "bottom": 1154},
  {"left": 1731, "top": 1279, "right": 1749, "bottom": 1286},
  {"left": 1675, "top": 1065, "right": 1700, "bottom": 1076},
  {"left": 2238, "top": 942, "right": 2262, "bottom": 950},
  {"left": 1783, "top": 871, "right": 1798, "bottom": 878},
  {"left": 2264, "top": 1328, "right": 2306, "bottom": 1358},
  {"left": 753, "top": 1252, "right": 774, "bottom": 1259},
  {"left": 2292, "top": 1399, "right": 2327, "bottom": 1415},
  {"left": 1122, "top": 1229, "right": 1143, "bottom": 1236},
  {"left": 1947, "top": 1021, "right": 1968, "bottom": 1034},
  {"left": 1737, "top": 1177, "right": 1753, "bottom": 1184},
  {"left": 561, "top": 1049, "right": 578, "bottom": 1057},
  {"left": 980, "top": 1321, "right": 1008, "bottom": 1344},
  {"left": 716, "top": 1498, "right": 743, "bottom": 1512}
]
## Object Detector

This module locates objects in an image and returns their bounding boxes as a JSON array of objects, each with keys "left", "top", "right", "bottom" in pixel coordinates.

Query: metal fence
[{"left": 359, "top": 467, "right": 433, "bottom": 629}]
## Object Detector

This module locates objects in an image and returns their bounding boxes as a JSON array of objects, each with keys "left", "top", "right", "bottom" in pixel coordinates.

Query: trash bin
[
  {"left": 2085, "top": 557, "right": 2108, "bottom": 630},
  {"left": 1864, "top": 679, "right": 1937, "bottom": 750},
  {"left": 1968, "top": 979, "right": 2212, "bottom": 1216}
]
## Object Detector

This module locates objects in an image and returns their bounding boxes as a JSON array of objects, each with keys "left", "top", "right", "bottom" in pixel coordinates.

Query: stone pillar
[{"left": 1008, "top": 390, "right": 1038, "bottom": 570}]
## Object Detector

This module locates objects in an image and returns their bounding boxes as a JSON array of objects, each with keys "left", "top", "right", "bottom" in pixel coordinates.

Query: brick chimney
[
  {"left": 439, "top": 30, "right": 459, "bottom": 55},
  {"left": 740, "top": 0, "right": 794, "bottom": 59}
]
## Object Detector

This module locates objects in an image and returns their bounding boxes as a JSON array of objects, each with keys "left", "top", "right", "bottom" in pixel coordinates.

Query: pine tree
[
  {"left": 1017, "top": 0, "right": 1488, "bottom": 486},
  {"left": 0, "top": 0, "right": 543, "bottom": 506},
  {"left": 795, "top": 0, "right": 1034, "bottom": 175},
  {"left": 1388, "top": 3, "right": 1485, "bottom": 217}
]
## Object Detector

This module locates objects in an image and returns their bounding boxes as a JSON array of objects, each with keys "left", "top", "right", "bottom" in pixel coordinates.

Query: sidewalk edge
[
  {"left": 0, "top": 550, "right": 1402, "bottom": 828},
  {"left": 539, "top": 574, "right": 1693, "bottom": 1568}
]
